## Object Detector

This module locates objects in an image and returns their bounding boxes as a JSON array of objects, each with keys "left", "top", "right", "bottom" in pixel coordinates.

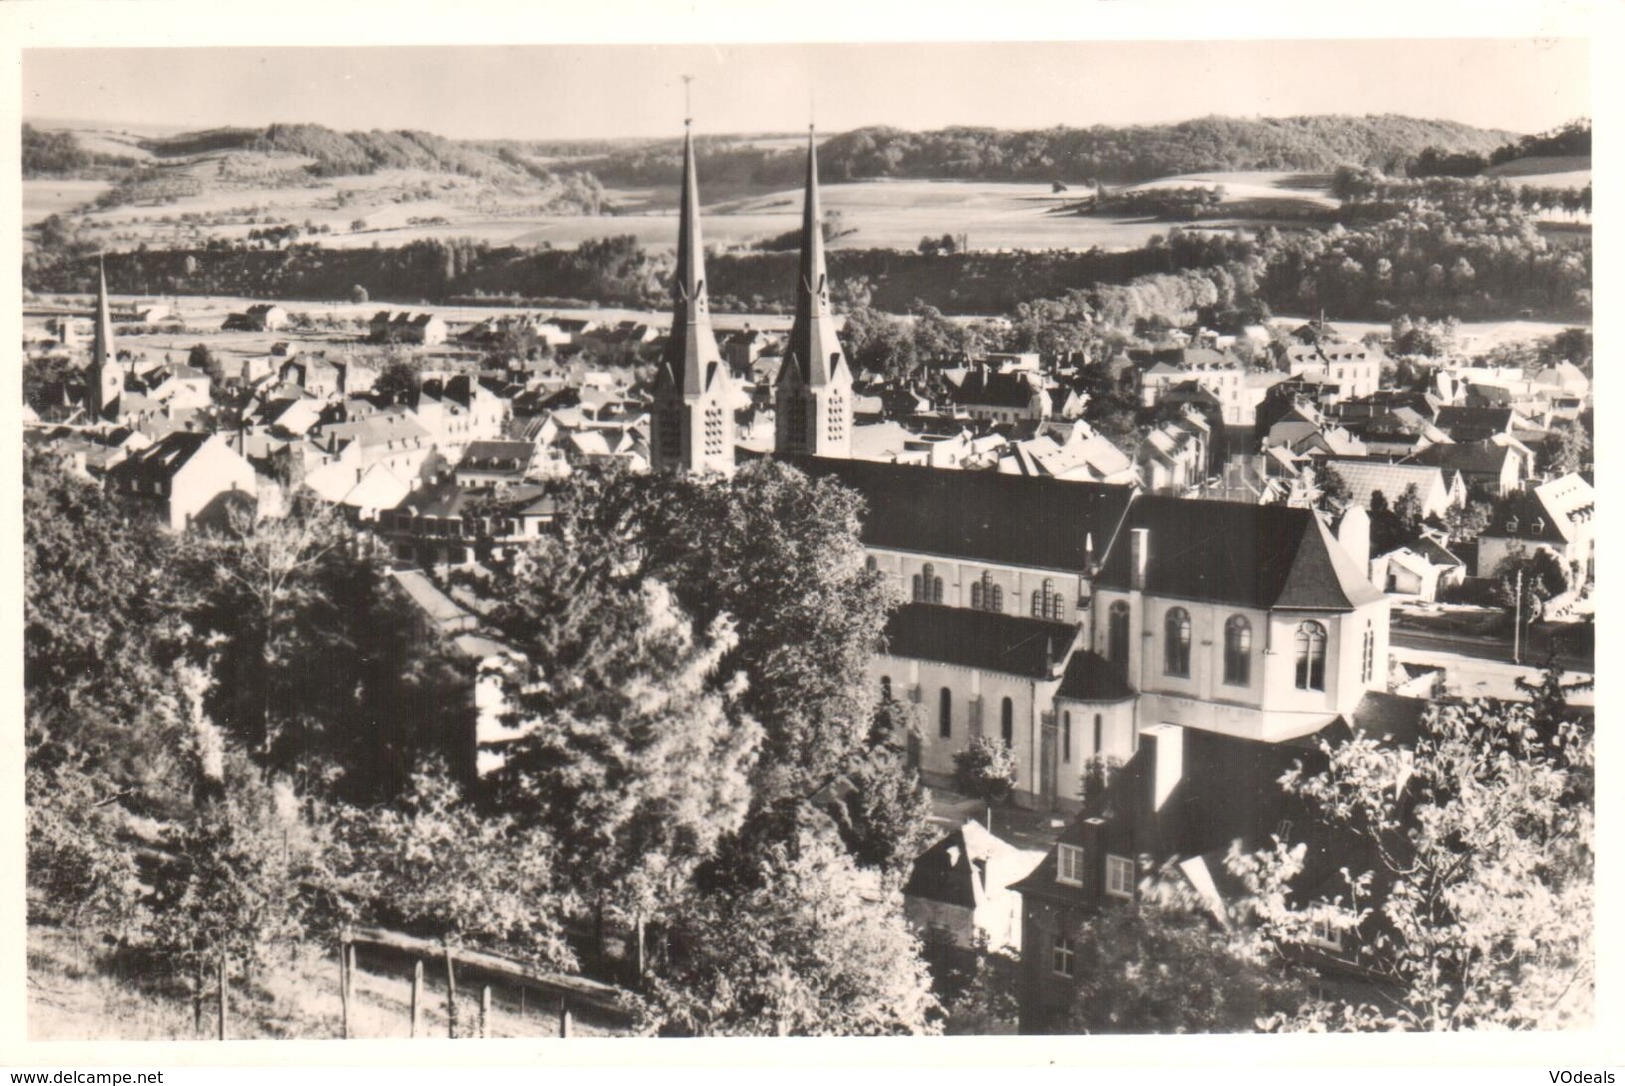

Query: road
[
  {"left": 1391, "top": 628, "right": 1593, "bottom": 674},
  {"left": 1390, "top": 643, "right": 1594, "bottom": 706}
]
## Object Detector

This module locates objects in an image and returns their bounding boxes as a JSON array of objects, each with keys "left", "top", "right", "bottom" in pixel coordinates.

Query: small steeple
[
  {"left": 92, "top": 254, "right": 115, "bottom": 372},
  {"left": 90, "top": 254, "right": 122, "bottom": 422},
  {"left": 785, "top": 125, "right": 844, "bottom": 389}
]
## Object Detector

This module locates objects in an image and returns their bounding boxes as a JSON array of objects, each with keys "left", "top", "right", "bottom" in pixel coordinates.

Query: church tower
[
  {"left": 650, "top": 120, "right": 735, "bottom": 475},
  {"left": 88, "top": 256, "right": 123, "bottom": 423},
  {"left": 775, "top": 126, "right": 853, "bottom": 459}
]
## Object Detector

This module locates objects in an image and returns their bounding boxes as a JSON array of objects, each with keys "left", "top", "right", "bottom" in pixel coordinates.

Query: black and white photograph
[{"left": 2, "top": 1, "right": 1612, "bottom": 1070}]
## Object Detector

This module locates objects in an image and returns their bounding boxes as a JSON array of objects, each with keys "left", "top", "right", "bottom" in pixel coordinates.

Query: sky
[{"left": 21, "top": 38, "right": 1591, "bottom": 142}]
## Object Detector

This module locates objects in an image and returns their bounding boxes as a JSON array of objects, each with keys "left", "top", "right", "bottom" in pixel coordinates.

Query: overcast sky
[{"left": 23, "top": 39, "right": 1590, "bottom": 141}]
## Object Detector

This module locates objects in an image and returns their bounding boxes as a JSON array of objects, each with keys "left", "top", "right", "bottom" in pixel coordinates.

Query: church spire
[
  {"left": 658, "top": 119, "right": 721, "bottom": 399},
  {"left": 785, "top": 125, "right": 843, "bottom": 389},
  {"left": 89, "top": 254, "right": 122, "bottom": 422}
]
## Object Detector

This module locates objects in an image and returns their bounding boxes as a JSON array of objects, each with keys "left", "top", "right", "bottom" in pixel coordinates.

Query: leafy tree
[
  {"left": 940, "top": 942, "right": 1021, "bottom": 1035},
  {"left": 25, "top": 759, "right": 143, "bottom": 936},
  {"left": 1056, "top": 902, "right": 1305, "bottom": 1034},
  {"left": 826, "top": 727, "right": 935, "bottom": 879},
  {"left": 1392, "top": 483, "right": 1424, "bottom": 541},
  {"left": 1232, "top": 697, "right": 1593, "bottom": 1030},
  {"left": 332, "top": 765, "right": 573, "bottom": 970},
  {"left": 486, "top": 574, "right": 761, "bottom": 973},
  {"left": 1539, "top": 421, "right": 1589, "bottom": 478},
  {"left": 1368, "top": 489, "right": 1389, "bottom": 516},
  {"left": 953, "top": 736, "right": 1018, "bottom": 832},
  {"left": 1313, "top": 462, "right": 1352, "bottom": 514},
  {"left": 369, "top": 346, "right": 425, "bottom": 402},
  {"left": 1490, "top": 545, "right": 1569, "bottom": 629},
  {"left": 1443, "top": 500, "right": 1492, "bottom": 544},
  {"left": 637, "top": 830, "right": 939, "bottom": 1036}
]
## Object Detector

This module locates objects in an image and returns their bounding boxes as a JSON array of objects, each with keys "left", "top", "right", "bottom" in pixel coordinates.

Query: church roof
[
  {"left": 1093, "top": 496, "right": 1383, "bottom": 611},
  {"left": 786, "top": 455, "right": 1135, "bottom": 572},
  {"left": 881, "top": 603, "right": 1077, "bottom": 678}
]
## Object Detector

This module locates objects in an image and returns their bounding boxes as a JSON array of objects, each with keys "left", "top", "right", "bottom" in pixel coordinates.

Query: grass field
[
  {"left": 1483, "top": 154, "right": 1591, "bottom": 188},
  {"left": 22, "top": 178, "right": 114, "bottom": 225}
]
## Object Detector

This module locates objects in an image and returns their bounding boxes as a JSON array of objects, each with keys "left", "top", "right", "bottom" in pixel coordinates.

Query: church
[{"left": 654, "top": 121, "right": 1395, "bottom": 812}]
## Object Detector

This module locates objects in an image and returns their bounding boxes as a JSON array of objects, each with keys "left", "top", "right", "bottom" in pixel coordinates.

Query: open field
[
  {"left": 22, "top": 178, "right": 114, "bottom": 225},
  {"left": 1484, "top": 154, "right": 1591, "bottom": 188},
  {"left": 1266, "top": 315, "right": 1589, "bottom": 353},
  {"left": 30, "top": 169, "right": 1340, "bottom": 256}
]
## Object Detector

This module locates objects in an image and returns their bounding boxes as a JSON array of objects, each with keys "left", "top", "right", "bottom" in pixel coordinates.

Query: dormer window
[{"left": 1056, "top": 844, "right": 1084, "bottom": 887}]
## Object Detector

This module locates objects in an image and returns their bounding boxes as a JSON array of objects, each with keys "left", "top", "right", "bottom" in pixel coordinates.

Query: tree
[
  {"left": 368, "top": 346, "right": 424, "bottom": 402},
  {"left": 1443, "top": 500, "right": 1492, "bottom": 544},
  {"left": 26, "top": 759, "right": 143, "bottom": 937},
  {"left": 332, "top": 765, "right": 573, "bottom": 972},
  {"left": 1490, "top": 545, "right": 1569, "bottom": 630},
  {"left": 1313, "top": 462, "right": 1352, "bottom": 514},
  {"left": 486, "top": 574, "right": 761, "bottom": 974},
  {"left": 1368, "top": 489, "right": 1389, "bottom": 516},
  {"left": 349, "top": 283, "right": 368, "bottom": 303},
  {"left": 1539, "top": 421, "right": 1589, "bottom": 478},
  {"left": 825, "top": 722, "right": 935, "bottom": 880},
  {"left": 953, "top": 736, "right": 1017, "bottom": 832},
  {"left": 1231, "top": 697, "right": 1593, "bottom": 1030},
  {"left": 1392, "top": 483, "right": 1424, "bottom": 541},
  {"left": 637, "top": 830, "right": 939, "bottom": 1036},
  {"left": 1056, "top": 902, "right": 1305, "bottom": 1034}
]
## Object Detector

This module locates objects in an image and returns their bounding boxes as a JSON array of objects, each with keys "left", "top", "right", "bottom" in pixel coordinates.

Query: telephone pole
[{"left": 1513, "top": 568, "right": 1524, "bottom": 665}]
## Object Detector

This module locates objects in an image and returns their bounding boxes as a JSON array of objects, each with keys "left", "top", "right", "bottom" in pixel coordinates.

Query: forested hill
[
  {"left": 29, "top": 114, "right": 1517, "bottom": 186},
  {"left": 561, "top": 115, "right": 1520, "bottom": 187}
]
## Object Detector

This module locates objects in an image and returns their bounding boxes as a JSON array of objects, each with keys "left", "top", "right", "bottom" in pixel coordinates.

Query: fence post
[
  {"left": 346, "top": 942, "right": 357, "bottom": 1037},
  {"left": 480, "top": 985, "right": 492, "bottom": 1039},
  {"left": 410, "top": 960, "right": 424, "bottom": 1038},
  {"left": 444, "top": 944, "right": 459, "bottom": 1039},
  {"left": 558, "top": 996, "right": 572, "bottom": 1038},
  {"left": 217, "top": 954, "right": 228, "bottom": 1041}
]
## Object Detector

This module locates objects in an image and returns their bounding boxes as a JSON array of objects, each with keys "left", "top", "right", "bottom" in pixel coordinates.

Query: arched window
[
  {"left": 1001, "top": 697, "right": 1014, "bottom": 746},
  {"left": 1062, "top": 711, "right": 1072, "bottom": 763},
  {"left": 880, "top": 676, "right": 892, "bottom": 703},
  {"left": 1361, "top": 622, "right": 1375, "bottom": 684},
  {"left": 973, "top": 571, "right": 1001, "bottom": 613},
  {"left": 1164, "top": 608, "right": 1192, "bottom": 677},
  {"left": 1093, "top": 713, "right": 1103, "bottom": 755},
  {"left": 1031, "top": 578, "right": 1065, "bottom": 621},
  {"left": 865, "top": 555, "right": 877, "bottom": 573},
  {"left": 1223, "top": 615, "right": 1252, "bottom": 686},
  {"left": 1108, "top": 601, "right": 1131, "bottom": 668},
  {"left": 915, "top": 563, "right": 944, "bottom": 604},
  {"left": 1295, "top": 621, "right": 1328, "bottom": 691},
  {"left": 939, "top": 687, "right": 953, "bottom": 738}
]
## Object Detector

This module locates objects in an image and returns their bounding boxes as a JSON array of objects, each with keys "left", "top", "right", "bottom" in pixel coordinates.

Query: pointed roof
[
  {"left": 658, "top": 122, "right": 725, "bottom": 399},
  {"left": 93, "top": 255, "right": 115, "bottom": 371},
  {"left": 782, "top": 127, "right": 845, "bottom": 390}
]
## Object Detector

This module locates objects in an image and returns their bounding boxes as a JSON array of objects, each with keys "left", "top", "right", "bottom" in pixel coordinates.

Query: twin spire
[{"left": 786, "top": 125, "right": 843, "bottom": 391}]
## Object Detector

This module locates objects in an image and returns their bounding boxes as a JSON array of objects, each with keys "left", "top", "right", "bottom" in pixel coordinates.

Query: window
[
  {"left": 1223, "top": 615, "right": 1252, "bottom": 686},
  {"left": 865, "top": 555, "right": 877, "bottom": 573},
  {"left": 1093, "top": 713, "right": 1103, "bottom": 755},
  {"left": 913, "top": 563, "right": 944, "bottom": 604},
  {"left": 1108, "top": 601, "right": 1131, "bottom": 668},
  {"left": 1056, "top": 844, "right": 1084, "bottom": 886},
  {"left": 1164, "top": 608, "right": 1192, "bottom": 677},
  {"left": 1361, "top": 622, "right": 1375, "bottom": 685},
  {"left": 972, "top": 571, "right": 1002, "bottom": 613},
  {"left": 1105, "top": 855, "right": 1134, "bottom": 899},
  {"left": 1051, "top": 934, "right": 1076, "bottom": 978},
  {"left": 1062, "top": 711, "right": 1072, "bottom": 764},
  {"left": 1308, "top": 915, "right": 1344, "bottom": 952},
  {"left": 1001, "top": 697, "right": 1014, "bottom": 746},
  {"left": 939, "top": 687, "right": 953, "bottom": 739},
  {"left": 1032, "top": 578, "right": 1065, "bottom": 621},
  {"left": 1295, "top": 621, "right": 1328, "bottom": 691}
]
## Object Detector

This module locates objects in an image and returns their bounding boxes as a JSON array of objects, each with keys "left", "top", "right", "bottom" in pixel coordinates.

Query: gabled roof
[
  {"left": 110, "top": 430, "right": 214, "bottom": 483},
  {"left": 785, "top": 455, "right": 1134, "bottom": 572},
  {"left": 881, "top": 603, "right": 1077, "bottom": 679},
  {"left": 1093, "top": 496, "right": 1384, "bottom": 611},
  {"left": 953, "top": 368, "right": 1042, "bottom": 409},
  {"left": 1434, "top": 406, "right": 1514, "bottom": 439},
  {"left": 1320, "top": 457, "right": 1448, "bottom": 509},
  {"left": 904, "top": 820, "right": 1018, "bottom": 909},
  {"left": 1407, "top": 440, "right": 1516, "bottom": 477},
  {"left": 1055, "top": 650, "right": 1135, "bottom": 703}
]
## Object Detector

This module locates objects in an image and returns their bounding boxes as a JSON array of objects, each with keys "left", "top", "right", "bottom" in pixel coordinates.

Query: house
[
  {"left": 223, "top": 303, "right": 289, "bottom": 332},
  {"left": 1369, "top": 539, "right": 1467, "bottom": 601},
  {"left": 997, "top": 424, "right": 1138, "bottom": 485},
  {"left": 370, "top": 310, "right": 449, "bottom": 346},
  {"left": 951, "top": 366, "right": 1050, "bottom": 424},
  {"left": 454, "top": 440, "right": 537, "bottom": 487},
  {"left": 1139, "top": 410, "right": 1209, "bottom": 495},
  {"left": 108, "top": 430, "right": 259, "bottom": 532},
  {"left": 378, "top": 481, "right": 557, "bottom": 567},
  {"left": 1432, "top": 406, "right": 1523, "bottom": 444},
  {"left": 1319, "top": 458, "right": 1462, "bottom": 519},
  {"left": 1009, "top": 691, "right": 1431, "bottom": 1032},
  {"left": 1281, "top": 340, "right": 1385, "bottom": 403},
  {"left": 1407, "top": 440, "right": 1524, "bottom": 497},
  {"left": 1475, "top": 474, "right": 1596, "bottom": 581},
  {"left": 904, "top": 821, "right": 1045, "bottom": 973}
]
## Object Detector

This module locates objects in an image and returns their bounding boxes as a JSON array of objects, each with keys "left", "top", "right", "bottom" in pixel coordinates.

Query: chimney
[
  {"left": 1079, "top": 817, "right": 1107, "bottom": 899},
  {"left": 1141, "top": 723, "right": 1184, "bottom": 813},
  {"left": 1129, "top": 527, "right": 1150, "bottom": 591}
]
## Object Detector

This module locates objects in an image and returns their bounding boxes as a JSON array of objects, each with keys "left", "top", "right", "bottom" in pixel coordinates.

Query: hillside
[{"left": 28, "top": 113, "right": 1518, "bottom": 188}]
